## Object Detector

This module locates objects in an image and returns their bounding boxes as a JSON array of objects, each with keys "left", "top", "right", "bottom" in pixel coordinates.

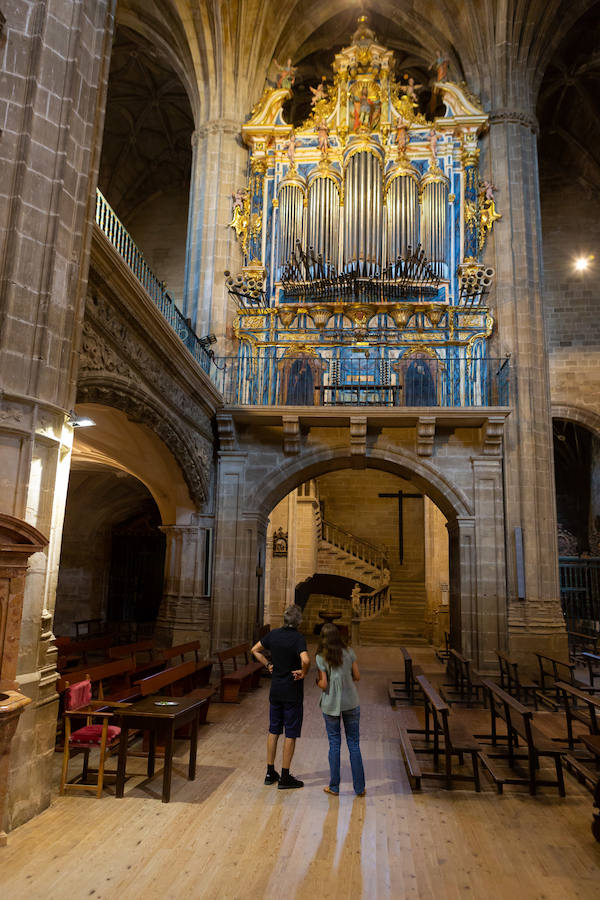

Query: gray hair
[{"left": 283, "top": 604, "right": 303, "bottom": 627}]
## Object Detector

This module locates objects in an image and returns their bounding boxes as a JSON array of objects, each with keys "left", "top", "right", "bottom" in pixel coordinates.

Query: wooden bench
[
  {"left": 216, "top": 643, "right": 264, "bottom": 703},
  {"left": 442, "top": 649, "right": 484, "bottom": 707},
  {"left": 435, "top": 631, "right": 450, "bottom": 664},
  {"left": 581, "top": 652, "right": 600, "bottom": 691},
  {"left": 55, "top": 635, "right": 113, "bottom": 670},
  {"left": 554, "top": 680, "right": 600, "bottom": 749},
  {"left": 533, "top": 651, "right": 585, "bottom": 709},
  {"left": 478, "top": 677, "right": 565, "bottom": 796},
  {"left": 57, "top": 657, "right": 140, "bottom": 702},
  {"left": 567, "top": 630, "right": 599, "bottom": 660},
  {"left": 388, "top": 647, "right": 422, "bottom": 707},
  {"left": 134, "top": 661, "right": 215, "bottom": 725},
  {"left": 396, "top": 673, "right": 482, "bottom": 791},
  {"left": 160, "top": 641, "right": 213, "bottom": 686},
  {"left": 495, "top": 650, "right": 538, "bottom": 707},
  {"left": 109, "top": 640, "right": 165, "bottom": 681}
]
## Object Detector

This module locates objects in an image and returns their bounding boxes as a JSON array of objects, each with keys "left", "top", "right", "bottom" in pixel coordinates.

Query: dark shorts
[{"left": 269, "top": 700, "right": 303, "bottom": 738}]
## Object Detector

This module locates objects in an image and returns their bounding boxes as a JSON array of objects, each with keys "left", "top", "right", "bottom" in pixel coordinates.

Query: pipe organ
[{"left": 226, "top": 17, "right": 503, "bottom": 407}]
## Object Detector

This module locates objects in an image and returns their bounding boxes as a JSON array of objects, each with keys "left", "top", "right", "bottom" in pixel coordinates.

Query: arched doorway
[{"left": 263, "top": 469, "right": 450, "bottom": 647}]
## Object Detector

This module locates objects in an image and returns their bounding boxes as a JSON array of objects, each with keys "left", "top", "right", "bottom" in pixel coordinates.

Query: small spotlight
[
  {"left": 574, "top": 254, "right": 594, "bottom": 272},
  {"left": 68, "top": 410, "right": 96, "bottom": 428}
]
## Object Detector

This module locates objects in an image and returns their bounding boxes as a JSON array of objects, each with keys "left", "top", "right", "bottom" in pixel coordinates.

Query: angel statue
[
  {"left": 481, "top": 180, "right": 497, "bottom": 203},
  {"left": 310, "top": 78, "right": 327, "bottom": 106},
  {"left": 400, "top": 76, "right": 422, "bottom": 103},
  {"left": 231, "top": 187, "right": 247, "bottom": 210},
  {"left": 273, "top": 57, "right": 297, "bottom": 90}
]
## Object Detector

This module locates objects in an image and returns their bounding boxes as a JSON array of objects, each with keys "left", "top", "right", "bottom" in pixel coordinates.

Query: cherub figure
[
  {"left": 400, "top": 76, "right": 422, "bottom": 102},
  {"left": 481, "top": 180, "right": 497, "bottom": 203},
  {"left": 317, "top": 120, "right": 329, "bottom": 155},
  {"left": 231, "top": 188, "right": 247, "bottom": 210},
  {"left": 286, "top": 129, "right": 296, "bottom": 165},
  {"left": 428, "top": 128, "right": 438, "bottom": 159},
  {"left": 310, "top": 78, "right": 327, "bottom": 106},
  {"left": 430, "top": 49, "right": 450, "bottom": 82},
  {"left": 273, "top": 57, "right": 297, "bottom": 90}
]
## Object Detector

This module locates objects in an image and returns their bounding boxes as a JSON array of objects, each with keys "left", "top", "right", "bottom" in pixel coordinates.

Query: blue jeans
[{"left": 323, "top": 706, "right": 365, "bottom": 795}]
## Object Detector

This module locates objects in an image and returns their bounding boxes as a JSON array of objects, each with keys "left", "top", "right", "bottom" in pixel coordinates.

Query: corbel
[
  {"left": 350, "top": 416, "right": 367, "bottom": 456},
  {"left": 482, "top": 416, "right": 505, "bottom": 455},
  {"left": 282, "top": 415, "right": 300, "bottom": 455},
  {"left": 216, "top": 412, "right": 237, "bottom": 451},
  {"left": 417, "top": 416, "right": 436, "bottom": 457}
]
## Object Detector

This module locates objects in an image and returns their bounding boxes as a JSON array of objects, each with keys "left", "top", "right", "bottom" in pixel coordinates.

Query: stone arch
[
  {"left": 76, "top": 376, "right": 210, "bottom": 509},
  {"left": 247, "top": 445, "right": 473, "bottom": 524},
  {"left": 552, "top": 404, "right": 600, "bottom": 438}
]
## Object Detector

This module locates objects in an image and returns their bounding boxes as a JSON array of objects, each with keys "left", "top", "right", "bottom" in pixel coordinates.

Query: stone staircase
[
  {"left": 316, "top": 540, "right": 385, "bottom": 588},
  {"left": 359, "top": 581, "right": 429, "bottom": 646}
]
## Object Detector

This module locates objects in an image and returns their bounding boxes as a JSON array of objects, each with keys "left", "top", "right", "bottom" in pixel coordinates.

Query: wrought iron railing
[
  {"left": 212, "top": 353, "right": 511, "bottom": 407},
  {"left": 95, "top": 189, "right": 214, "bottom": 375},
  {"left": 559, "top": 557, "right": 600, "bottom": 632}
]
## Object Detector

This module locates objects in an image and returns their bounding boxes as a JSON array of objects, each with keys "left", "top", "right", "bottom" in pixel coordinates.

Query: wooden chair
[{"left": 59, "top": 680, "right": 129, "bottom": 798}]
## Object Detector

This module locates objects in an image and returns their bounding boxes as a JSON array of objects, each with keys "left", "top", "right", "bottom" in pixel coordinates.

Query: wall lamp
[{"left": 67, "top": 410, "right": 96, "bottom": 428}]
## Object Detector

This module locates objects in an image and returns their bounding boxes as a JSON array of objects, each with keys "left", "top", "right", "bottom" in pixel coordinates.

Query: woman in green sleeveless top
[{"left": 316, "top": 624, "right": 366, "bottom": 796}]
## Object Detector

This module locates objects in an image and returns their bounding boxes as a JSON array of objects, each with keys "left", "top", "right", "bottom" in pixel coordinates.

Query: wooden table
[{"left": 115, "top": 694, "right": 204, "bottom": 802}]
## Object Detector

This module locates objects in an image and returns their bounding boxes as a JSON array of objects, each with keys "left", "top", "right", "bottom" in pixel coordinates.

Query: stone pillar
[
  {"left": 471, "top": 457, "right": 508, "bottom": 670},
  {"left": 212, "top": 451, "right": 268, "bottom": 649},
  {"left": 447, "top": 516, "right": 476, "bottom": 660},
  {"left": 0, "top": 1, "right": 116, "bottom": 829},
  {"left": 0, "top": 516, "right": 47, "bottom": 844},
  {"left": 183, "top": 120, "right": 248, "bottom": 343},
  {"left": 155, "top": 520, "right": 214, "bottom": 656},
  {"left": 485, "top": 110, "right": 566, "bottom": 658}
]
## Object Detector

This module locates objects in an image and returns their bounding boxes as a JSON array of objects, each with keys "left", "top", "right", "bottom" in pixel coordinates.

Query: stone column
[
  {"left": 212, "top": 450, "right": 268, "bottom": 649},
  {"left": 471, "top": 457, "right": 508, "bottom": 670},
  {"left": 485, "top": 110, "right": 566, "bottom": 658},
  {"left": 0, "top": 1, "right": 116, "bottom": 829},
  {"left": 183, "top": 120, "right": 248, "bottom": 344},
  {"left": 447, "top": 516, "right": 476, "bottom": 660},
  {"left": 155, "top": 520, "right": 214, "bottom": 656}
]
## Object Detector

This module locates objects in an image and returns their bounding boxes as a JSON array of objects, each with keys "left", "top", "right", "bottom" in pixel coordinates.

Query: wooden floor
[{"left": 3, "top": 647, "right": 600, "bottom": 899}]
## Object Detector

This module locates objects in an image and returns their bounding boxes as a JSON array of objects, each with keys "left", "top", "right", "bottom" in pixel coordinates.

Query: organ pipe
[
  {"left": 277, "top": 175, "right": 306, "bottom": 274},
  {"left": 343, "top": 148, "right": 383, "bottom": 272},
  {"left": 307, "top": 173, "right": 341, "bottom": 269},
  {"left": 420, "top": 167, "right": 449, "bottom": 278},
  {"left": 385, "top": 164, "right": 419, "bottom": 262}
]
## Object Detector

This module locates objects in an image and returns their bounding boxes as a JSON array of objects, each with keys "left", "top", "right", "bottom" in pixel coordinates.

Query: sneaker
[
  {"left": 278, "top": 774, "right": 304, "bottom": 790},
  {"left": 264, "top": 769, "right": 280, "bottom": 785}
]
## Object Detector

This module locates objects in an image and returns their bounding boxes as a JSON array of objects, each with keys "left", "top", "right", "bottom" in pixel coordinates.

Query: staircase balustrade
[
  {"left": 321, "top": 519, "right": 387, "bottom": 573},
  {"left": 357, "top": 584, "right": 391, "bottom": 620}
]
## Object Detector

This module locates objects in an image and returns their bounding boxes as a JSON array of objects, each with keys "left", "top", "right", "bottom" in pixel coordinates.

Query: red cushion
[{"left": 70, "top": 724, "right": 121, "bottom": 745}]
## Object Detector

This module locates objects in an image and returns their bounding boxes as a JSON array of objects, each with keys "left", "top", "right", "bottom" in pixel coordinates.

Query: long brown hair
[{"left": 317, "top": 623, "right": 346, "bottom": 668}]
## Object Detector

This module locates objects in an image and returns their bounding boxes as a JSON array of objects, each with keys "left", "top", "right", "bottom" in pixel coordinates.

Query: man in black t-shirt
[{"left": 251, "top": 604, "right": 310, "bottom": 789}]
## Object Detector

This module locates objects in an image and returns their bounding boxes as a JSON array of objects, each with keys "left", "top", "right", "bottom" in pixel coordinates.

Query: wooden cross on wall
[{"left": 378, "top": 490, "right": 423, "bottom": 564}]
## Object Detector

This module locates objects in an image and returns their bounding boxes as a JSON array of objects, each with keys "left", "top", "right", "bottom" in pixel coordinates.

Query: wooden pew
[
  {"left": 442, "top": 649, "right": 484, "bottom": 707},
  {"left": 396, "top": 673, "right": 482, "bottom": 791},
  {"left": 134, "top": 660, "right": 215, "bottom": 725},
  {"left": 478, "top": 677, "right": 565, "bottom": 796},
  {"left": 532, "top": 651, "right": 584, "bottom": 709},
  {"left": 581, "top": 652, "right": 600, "bottom": 691},
  {"left": 555, "top": 680, "right": 600, "bottom": 749},
  {"left": 160, "top": 641, "right": 213, "bottom": 685},
  {"left": 216, "top": 643, "right": 264, "bottom": 703},
  {"left": 495, "top": 650, "right": 538, "bottom": 707},
  {"left": 388, "top": 647, "right": 422, "bottom": 707},
  {"left": 567, "top": 630, "right": 599, "bottom": 660},
  {"left": 109, "top": 640, "right": 165, "bottom": 681},
  {"left": 57, "top": 657, "right": 140, "bottom": 702},
  {"left": 55, "top": 635, "right": 113, "bottom": 670}
]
